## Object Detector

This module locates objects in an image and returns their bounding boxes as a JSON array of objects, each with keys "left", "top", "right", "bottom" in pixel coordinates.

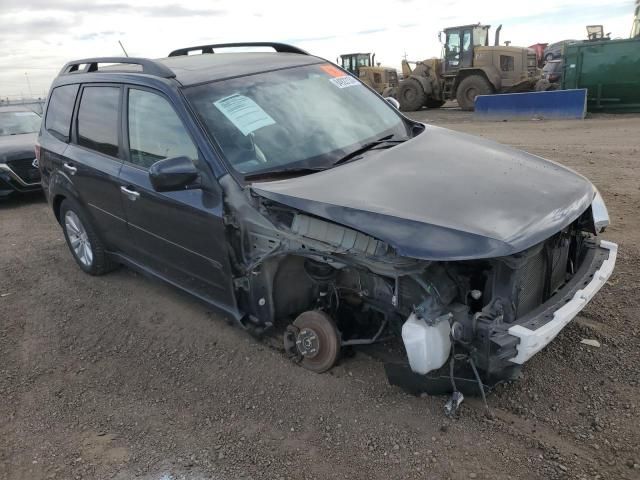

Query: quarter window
[
  {"left": 45, "top": 84, "right": 79, "bottom": 142},
  {"left": 77, "top": 86, "right": 120, "bottom": 157},
  {"left": 127, "top": 89, "right": 197, "bottom": 169}
]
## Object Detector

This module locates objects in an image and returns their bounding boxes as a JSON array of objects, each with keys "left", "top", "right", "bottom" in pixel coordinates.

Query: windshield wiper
[
  {"left": 243, "top": 135, "right": 409, "bottom": 181},
  {"left": 331, "top": 135, "right": 409, "bottom": 167},
  {"left": 244, "top": 166, "right": 326, "bottom": 181}
]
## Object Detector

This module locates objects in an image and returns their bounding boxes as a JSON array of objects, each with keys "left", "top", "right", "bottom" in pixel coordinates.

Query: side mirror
[
  {"left": 385, "top": 97, "right": 400, "bottom": 109},
  {"left": 149, "top": 155, "right": 199, "bottom": 192}
]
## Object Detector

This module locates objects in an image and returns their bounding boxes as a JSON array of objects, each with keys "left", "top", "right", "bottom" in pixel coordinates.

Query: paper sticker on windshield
[
  {"left": 214, "top": 94, "right": 275, "bottom": 136},
  {"left": 329, "top": 75, "right": 360, "bottom": 89}
]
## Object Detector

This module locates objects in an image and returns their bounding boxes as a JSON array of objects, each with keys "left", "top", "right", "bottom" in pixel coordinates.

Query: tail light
[{"left": 35, "top": 144, "right": 41, "bottom": 162}]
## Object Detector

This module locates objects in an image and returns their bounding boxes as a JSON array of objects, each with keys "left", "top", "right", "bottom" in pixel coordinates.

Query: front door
[
  {"left": 118, "top": 86, "right": 234, "bottom": 307},
  {"left": 444, "top": 28, "right": 474, "bottom": 72}
]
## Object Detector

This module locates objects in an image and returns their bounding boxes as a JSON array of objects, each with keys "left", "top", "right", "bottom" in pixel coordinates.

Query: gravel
[{"left": 1, "top": 111, "right": 639, "bottom": 480}]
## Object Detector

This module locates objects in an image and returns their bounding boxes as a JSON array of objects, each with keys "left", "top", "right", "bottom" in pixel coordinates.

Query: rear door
[
  {"left": 40, "top": 84, "right": 79, "bottom": 199},
  {"left": 118, "top": 86, "right": 234, "bottom": 306},
  {"left": 62, "top": 84, "right": 129, "bottom": 249}
]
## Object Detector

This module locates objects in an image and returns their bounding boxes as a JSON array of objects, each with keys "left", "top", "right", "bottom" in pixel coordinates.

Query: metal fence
[{"left": 0, "top": 98, "right": 46, "bottom": 115}]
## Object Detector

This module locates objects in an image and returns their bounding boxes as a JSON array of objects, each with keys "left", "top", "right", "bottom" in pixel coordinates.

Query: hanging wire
[{"left": 468, "top": 355, "right": 492, "bottom": 416}]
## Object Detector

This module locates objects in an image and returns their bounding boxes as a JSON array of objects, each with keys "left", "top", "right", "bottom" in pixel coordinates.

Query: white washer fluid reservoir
[{"left": 401, "top": 312, "right": 452, "bottom": 374}]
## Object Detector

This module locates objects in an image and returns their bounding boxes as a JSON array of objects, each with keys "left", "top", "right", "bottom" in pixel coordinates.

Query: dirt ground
[{"left": 1, "top": 110, "right": 639, "bottom": 480}]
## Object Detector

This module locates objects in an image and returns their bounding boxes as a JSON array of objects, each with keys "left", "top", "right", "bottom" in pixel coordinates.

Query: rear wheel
[
  {"left": 397, "top": 78, "right": 426, "bottom": 111},
  {"left": 60, "top": 199, "right": 116, "bottom": 276},
  {"left": 456, "top": 75, "right": 493, "bottom": 111}
]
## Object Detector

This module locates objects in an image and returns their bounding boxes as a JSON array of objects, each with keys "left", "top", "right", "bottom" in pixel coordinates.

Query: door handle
[
  {"left": 63, "top": 162, "right": 77, "bottom": 175},
  {"left": 120, "top": 186, "right": 140, "bottom": 201}
]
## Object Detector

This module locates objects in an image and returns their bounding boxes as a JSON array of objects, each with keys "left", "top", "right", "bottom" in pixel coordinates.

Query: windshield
[
  {"left": 0, "top": 111, "right": 41, "bottom": 136},
  {"left": 185, "top": 63, "right": 410, "bottom": 176}
]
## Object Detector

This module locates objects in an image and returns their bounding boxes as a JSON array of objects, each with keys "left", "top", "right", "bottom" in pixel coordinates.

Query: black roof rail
[
  {"left": 59, "top": 57, "right": 175, "bottom": 79},
  {"left": 168, "top": 42, "right": 308, "bottom": 57}
]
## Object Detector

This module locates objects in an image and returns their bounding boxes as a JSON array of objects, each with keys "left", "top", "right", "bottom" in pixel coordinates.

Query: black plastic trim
[
  {"left": 59, "top": 57, "right": 176, "bottom": 79},
  {"left": 168, "top": 42, "right": 308, "bottom": 57}
]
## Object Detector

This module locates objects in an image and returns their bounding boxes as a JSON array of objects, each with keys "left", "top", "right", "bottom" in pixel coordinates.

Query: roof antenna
[{"left": 118, "top": 40, "right": 129, "bottom": 57}]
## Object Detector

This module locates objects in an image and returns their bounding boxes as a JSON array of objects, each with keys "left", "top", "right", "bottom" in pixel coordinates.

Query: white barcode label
[{"left": 329, "top": 75, "right": 361, "bottom": 89}]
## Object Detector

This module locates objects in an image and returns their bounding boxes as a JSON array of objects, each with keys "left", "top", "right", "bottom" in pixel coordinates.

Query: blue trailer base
[{"left": 474, "top": 89, "right": 587, "bottom": 120}]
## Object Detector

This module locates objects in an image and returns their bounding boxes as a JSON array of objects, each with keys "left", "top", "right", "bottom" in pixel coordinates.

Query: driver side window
[{"left": 127, "top": 89, "right": 198, "bottom": 169}]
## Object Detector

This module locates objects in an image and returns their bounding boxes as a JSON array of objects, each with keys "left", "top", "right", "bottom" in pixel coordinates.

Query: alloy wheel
[{"left": 64, "top": 210, "right": 93, "bottom": 267}]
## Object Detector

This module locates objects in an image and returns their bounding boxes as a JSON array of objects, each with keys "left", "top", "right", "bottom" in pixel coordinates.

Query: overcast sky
[{"left": 0, "top": 0, "right": 635, "bottom": 98}]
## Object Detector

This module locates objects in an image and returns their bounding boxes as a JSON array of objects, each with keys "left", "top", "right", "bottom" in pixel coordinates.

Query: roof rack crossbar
[
  {"left": 168, "top": 42, "right": 308, "bottom": 57},
  {"left": 59, "top": 57, "right": 175, "bottom": 79}
]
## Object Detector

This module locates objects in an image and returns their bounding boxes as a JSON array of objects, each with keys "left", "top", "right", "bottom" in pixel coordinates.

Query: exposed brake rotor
[{"left": 283, "top": 310, "right": 340, "bottom": 373}]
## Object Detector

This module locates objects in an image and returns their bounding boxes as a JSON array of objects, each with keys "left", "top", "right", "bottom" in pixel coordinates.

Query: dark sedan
[
  {"left": 0, "top": 106, "right": 42, "bottom": 197},
  {"left": 543, "top": 40, "right": 578, "bottom": 62}
]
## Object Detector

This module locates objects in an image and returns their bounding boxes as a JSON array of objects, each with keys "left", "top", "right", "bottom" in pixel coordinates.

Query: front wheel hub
[
  {"left": 296, "top": 328, "right": 320, "bottom": 358},
  {"left": 284, "top": 310, "right": 340, "bottom": 373}
]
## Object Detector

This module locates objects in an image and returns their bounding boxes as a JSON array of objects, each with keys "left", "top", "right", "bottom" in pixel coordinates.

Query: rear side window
[
  {"left": 77, "top": 86, "right": 120, "bottom": 157},
  {"left": 45, "top": 84, "right": 79, "bottom": 142},
  {"left": 127, "top": 89, "right": 198, "bottom": 169}
]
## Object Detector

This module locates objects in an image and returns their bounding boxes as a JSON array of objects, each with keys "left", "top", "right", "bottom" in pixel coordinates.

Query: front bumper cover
[
  {"left": 507, "top": 240, "right": 617, "bottom": 364},
  {"left": 471, "top": 238, "right": 617, "bottom": 376},
  {"left": 0, "top": 163, "right": 41, "bottom": 194}
]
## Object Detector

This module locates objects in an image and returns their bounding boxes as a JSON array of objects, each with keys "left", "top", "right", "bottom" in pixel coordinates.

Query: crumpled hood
[
  {"left": 252, "top": 125, "right": 595, "bottom": 260},
  {"left": 0, "top": 133, "right": 37, "bottom": 163}
]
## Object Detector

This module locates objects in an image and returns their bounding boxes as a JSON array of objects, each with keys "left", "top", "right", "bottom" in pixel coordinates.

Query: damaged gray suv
[{"left": 39, "top": 43, "right": 616, "bottom": 392}]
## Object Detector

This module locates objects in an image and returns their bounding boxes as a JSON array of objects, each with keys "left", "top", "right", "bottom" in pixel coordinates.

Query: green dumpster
[{"left": 562, "top": 37, "right": 640, "bottom": 112}]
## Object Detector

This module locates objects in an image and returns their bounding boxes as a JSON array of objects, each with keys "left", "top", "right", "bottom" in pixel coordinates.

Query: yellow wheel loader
[
  {"left": 397, "top": 24, "right": 540, "bottom": 111},
  {"left": 338, "top": 53, "right": 399, "bottom": 96}
]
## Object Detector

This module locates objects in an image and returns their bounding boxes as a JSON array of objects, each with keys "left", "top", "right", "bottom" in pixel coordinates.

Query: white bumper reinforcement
[{"left": 508, "top": 240, "right": 618, "bottom": 364}]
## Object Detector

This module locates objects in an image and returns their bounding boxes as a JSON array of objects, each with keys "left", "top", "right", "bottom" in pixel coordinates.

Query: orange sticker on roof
[{"left": 320, "top": 64, "right": 346, "bottom": 78}]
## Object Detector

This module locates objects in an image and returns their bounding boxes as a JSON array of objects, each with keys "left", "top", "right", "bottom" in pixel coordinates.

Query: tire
[
  {"left": 397, "top": 78, "right": 426, "bottom": 111},
  {"left": 60, "top": 198, "right": 117, "bottom": 276},
  {"left": 292, "top": 310, "right": 340, "bottom": 373},
  {"left": 425, "top": 99, "right": 446, "bottom": 109},
  {"left": 456, "top": 75, "right": 493, "bottom": 111}
]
